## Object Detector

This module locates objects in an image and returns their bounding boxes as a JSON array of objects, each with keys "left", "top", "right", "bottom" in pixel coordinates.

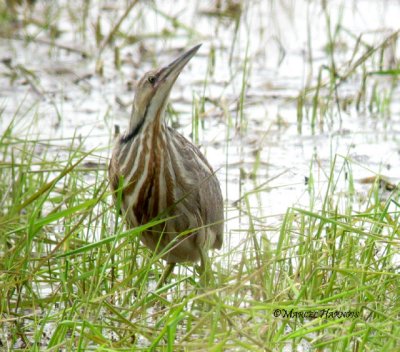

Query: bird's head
[{"left": 125, "top": 44, "right": 201, "bottom": 141}]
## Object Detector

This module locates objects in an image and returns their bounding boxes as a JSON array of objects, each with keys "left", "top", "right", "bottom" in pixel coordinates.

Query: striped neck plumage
[{"left": 122, "top": 96, "right": 167, "bottom": 144}]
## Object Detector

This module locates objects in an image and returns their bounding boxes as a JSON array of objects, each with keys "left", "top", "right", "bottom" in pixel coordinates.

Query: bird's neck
[{"left": 124, "top": 99, "right": 168, "bottom": 144}]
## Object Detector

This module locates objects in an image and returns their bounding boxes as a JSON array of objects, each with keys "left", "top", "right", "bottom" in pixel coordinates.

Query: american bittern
[{"left": 109, "top": 44, "right": 223, "bottom": 286}]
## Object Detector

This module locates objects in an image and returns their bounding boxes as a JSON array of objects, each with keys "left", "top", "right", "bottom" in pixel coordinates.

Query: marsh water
[
  {"left": 2, "top": 0, "right": 399, "bottom": 243},
  {"left": 1, "top": 0, "right": 400, "bottom": 348}
]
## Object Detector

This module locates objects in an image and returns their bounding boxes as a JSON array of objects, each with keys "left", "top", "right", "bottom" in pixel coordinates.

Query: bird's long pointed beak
[{"left": 157, "top": 44, "right": 202, "bottom": 87}]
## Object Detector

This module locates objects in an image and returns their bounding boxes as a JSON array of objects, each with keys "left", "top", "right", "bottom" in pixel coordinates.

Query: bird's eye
[{"left": 148, "top": 76, "right": 156, "bottom": 84}]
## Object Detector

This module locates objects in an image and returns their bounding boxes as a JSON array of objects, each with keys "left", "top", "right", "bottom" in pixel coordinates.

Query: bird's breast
[{"left": 111, "top": 131, "right": 176, "bottom": 226}]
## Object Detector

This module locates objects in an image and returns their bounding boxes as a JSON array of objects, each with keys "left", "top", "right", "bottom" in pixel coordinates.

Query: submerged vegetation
[{"left": 1, "top": 0, "right": 399, "bottom": 351}]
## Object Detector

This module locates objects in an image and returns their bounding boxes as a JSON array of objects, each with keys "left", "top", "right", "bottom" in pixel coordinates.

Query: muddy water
[{"left": 1, "top": 0, "right": 399, "bottom": 249}]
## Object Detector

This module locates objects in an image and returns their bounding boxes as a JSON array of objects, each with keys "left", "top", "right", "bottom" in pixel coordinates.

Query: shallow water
[{"left": 1, "top": 0, "right": 400, "bottom": 349}]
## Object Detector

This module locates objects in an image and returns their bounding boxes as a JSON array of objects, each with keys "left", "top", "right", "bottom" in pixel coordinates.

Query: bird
[{"left": 109, "top": 44, "right": 224, "bottom": 287}]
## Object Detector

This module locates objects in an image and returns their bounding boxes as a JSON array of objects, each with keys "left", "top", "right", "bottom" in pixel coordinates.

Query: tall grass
[
  {"left": 1, "top": 109, "right": 399, "bottom": 350},
  {"left": 1, "top": 0, "right": 400, "bottom": 351}
]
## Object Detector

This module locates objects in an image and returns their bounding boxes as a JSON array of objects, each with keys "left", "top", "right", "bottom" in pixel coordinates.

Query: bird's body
[{"left": 109, "top": 45, "right": 223, "bottom": 266}]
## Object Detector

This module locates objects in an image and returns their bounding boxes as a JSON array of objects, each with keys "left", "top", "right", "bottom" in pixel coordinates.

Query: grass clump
[
  {"left": 1, "top": 1, "right": 400, "bottom": 351},
  {"left": 1, "top": 109, "right": 399, "bottom": 351}
]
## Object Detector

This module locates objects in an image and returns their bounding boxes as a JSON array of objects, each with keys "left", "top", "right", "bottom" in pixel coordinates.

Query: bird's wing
[{"left": 169, "top": 129, "right": 224, "bottom": 248}]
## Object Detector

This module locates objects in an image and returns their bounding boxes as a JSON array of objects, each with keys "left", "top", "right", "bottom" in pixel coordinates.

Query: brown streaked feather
[{"left": 109, "top": 122, "right": 223, "bottom": 263}]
